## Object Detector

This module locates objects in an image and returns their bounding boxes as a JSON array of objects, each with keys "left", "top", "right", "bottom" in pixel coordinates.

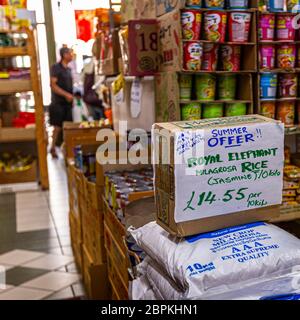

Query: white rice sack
[
  {"left": 130, "top": 275, "right": 158, "bottom": 300},
  {"left": 129, "top": 221, "right": 300, "bottom": 299}
]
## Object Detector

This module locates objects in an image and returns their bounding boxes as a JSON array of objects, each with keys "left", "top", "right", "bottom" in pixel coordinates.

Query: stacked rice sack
[{"left": 129, "top": 221, "right": 300, "bottom": 300}]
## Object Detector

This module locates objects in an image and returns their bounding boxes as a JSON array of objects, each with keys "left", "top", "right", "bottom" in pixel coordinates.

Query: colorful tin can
[
  {"left": 201, "top": 43, "right": 219, "bottom": 71},
  {"left": 277, "top": 101, "right": 295, "bottom": 126},
  {"left": 287, "top": 0, "right": 300, "bottom": 12},
  {"left": 228, "top": 12, "right": 251, "bottom": 43},
  {"left": 297, "top": 46, "right": 300, "bottom": 67},
  {"left": 195, "top": 74, "right": 216, "bottom": 100},
  {"left": 260, "top": 73, "right": 278, "bottom": 99},
  {"left": 186, "top": 0, "right": 202, "bottom": 8},
  {"left": 277, "top": 44, "right": 296, "bottom": 69},
  {"left": 276, "top": 14, "right": 295, "bottom": 41},
  {"left": 267, "top": 0, "right": 284, "bottom": 12},
  {"left": 279, "top": 73, "right": 298, "bottom": 98},
  {"left": 181, "top": 10, "right": 202, "bottom": 41},
  {"left": 228, "top": 0, "right": 249, "bottom": 9},
  {"left": 225, "top": 102, "right": 247, "bottom": 116},
  {"left": 261, "top": 101, "right": 276, "bottom": 118},
  {"left": 259, "top": 45, "right": 276, "bottom": 69},
  {"left": 204, "top": 0, "right": 225, "bottom": 9},
  {"left": 179, "top": 74, "right": 193, "bottom": 100},
  {"left": 83, "top": 153, "right": 96, "bottom": 177},
  {"left": 220, "top": 45, "right": 241, "bottom": 71},
  {"left": 183, "top": 41, "right": 203, "bottom": 71},
  {"left": 204, "top": 11, "right": 227, "bottom": 43},
  {"left": 259, "top": 14, "right": 275, "bottom": 41},
  {"left": 218, "top": 74, "right": 237, "bottom": 100},
  {"left": 181, "top": 103, "right": 201, "bottom": 120},
  {"left": 202, "top": 103, "right": 224, "bottom": 118}
]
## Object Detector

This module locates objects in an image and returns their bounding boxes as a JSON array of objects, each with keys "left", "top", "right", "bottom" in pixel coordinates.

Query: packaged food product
[
  {"left": 183, "top": 42, "right": 203, "bottom": 71},
  {"left": 283, "top": 180, "right": 299, "bottom": 190},
  {"left": 259, "top": 14, "right": 275, "bottom": 41},
  {"left": 277, "top": 101, "right": 295, "bottom": 126},
  {"left": 228, "top": 0, "right": 249, "bottom": 9},
  {"left": 181, "top": 103, "right": 201, "bottom": 120},
  {"left": 260, "top": 101, "right": 276, "bottom": 119},
  {"left": 277, "top": 45, "right": 296, "bottom": 69},
  {"left": 267, "top": 0, "right": 284, "bottom": 12},
  {"left": 204, "top": 0, "right": 225, "bottom": 9},
  {"left": 195, "top": 74, "right": 216, "bottom": 100},
  {"left": 287, "top": 0, "right": 300, "bottom": 12},
  {"left": 282, "top": 201, "right": 298, "bottom": 206},
  {"left": 276, "top": 14, "right": 295, "bottom": 41},
  {"left": 228, "top": 12, "right": 251, "bottom": 43},
  {"left": 285, "top": 146, "right": 291, "bottom": 164},
  {"left": 181, "top": 10, "right": 202, "bottom": 41},
  {"left": 201, "top": 43, "right": 219, "bottom": 71},
  {"left": 259, "top": 45, "right": 275, "bottom": 69},
  {"left": 278, "top": 74, "right": 298, "bottom": 98},
  {"left": 282, "top": 189, "right": 297, "bottom": 197},
  {"left": 203, "top": 11, "right": 227, "bottom": 43},
  {"left": 297, "top": 46, "right": 300, "bottom": 68},
  {"left": 186, "top": 0, "right": 202, "bottom": 8},
  {"left": 220, "top": 45, "right": 241, "bottom": 71},
  {"left": 260, "top": 73, "right": 277, "bottom": 99},
  {"left": 179, "top": 74, "right": 193, "bottom": 100},
  {"left": 202, "top": 103, "right": 223, "bottom": 118},
  {"left": 218, "top": 74, "right": 237, "bottom": 100},
  {"left": 225, "top": 102, "right": 247, "bottom": 117}
]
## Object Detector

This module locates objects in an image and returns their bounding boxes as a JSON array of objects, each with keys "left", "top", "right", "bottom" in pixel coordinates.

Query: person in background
[{"left": 49, "top": 47, "right": 74, "bottom": 159}]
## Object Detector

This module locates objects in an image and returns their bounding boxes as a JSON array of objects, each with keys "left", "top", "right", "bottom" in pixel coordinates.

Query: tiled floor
[{"left": 0, "top": 154, "right": 85, "bottom": 300}]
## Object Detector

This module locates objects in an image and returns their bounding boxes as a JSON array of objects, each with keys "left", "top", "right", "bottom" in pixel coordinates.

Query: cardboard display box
[
  {"left": 82, "top": 244, "right": 110, "bottom": 300},
  {"left": 153, "top": 115, "right": 284, "bottom": 236}
]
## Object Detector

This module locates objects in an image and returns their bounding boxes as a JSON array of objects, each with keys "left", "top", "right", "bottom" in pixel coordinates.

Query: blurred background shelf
[
  {"left": 0, "top": 79, "right": 32, "bottom": 94},
  {"left": 0, "top": 127, "right": 36, "bottom": 143}
]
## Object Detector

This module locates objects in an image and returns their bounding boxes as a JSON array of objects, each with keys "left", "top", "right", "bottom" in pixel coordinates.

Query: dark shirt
[{"left": 50, "top": 62, "right": 73, "bottom": 106}]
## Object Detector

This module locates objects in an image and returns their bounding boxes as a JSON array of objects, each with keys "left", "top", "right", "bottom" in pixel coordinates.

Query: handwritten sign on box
[{"left": 153, "top": 116, "right": 284, "bottom": 226}]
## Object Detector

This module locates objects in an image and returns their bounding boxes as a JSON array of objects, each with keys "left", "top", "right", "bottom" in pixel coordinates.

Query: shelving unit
[{"left": 0, "top": 29, "right": 49, "bottom": 190}]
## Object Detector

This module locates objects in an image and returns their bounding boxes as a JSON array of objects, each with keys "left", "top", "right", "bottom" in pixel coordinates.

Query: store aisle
[{"left": 0, "top": 155, "right": 85, "bottom": 300}]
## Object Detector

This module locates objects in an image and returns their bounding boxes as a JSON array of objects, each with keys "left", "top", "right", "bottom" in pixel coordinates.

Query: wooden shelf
[
  {"left": 260, "top": 98, "right": 300, "bottom": 102},
  {"left": 0, "top": 46, "right": 29, "bottom": 57},
  {"left": 181, "top": 70, "right": 255, "bottom": 74},
  {"left": 285, "top": 126, "right": 300, "bottom": 135},
  {"left": 0, "top": 79, "right": 32, "bottom": 94},
  {"left": 0, "top": 127, "right": 36, "bottom": 143},
  {"left": 182, "top": 40, "right": 256, "bottom": 45},
  {"left": 180, "top": 100, "right": 252, "bottom": 104},
  {"left": 259, "top": 41, "right": 300, "bottom": 44},
  {"left": 260, "top": 68, "right": 300, "bottom": 73},
  {"left": 182, "top": 7, "right": 257, "bottom": 13}
]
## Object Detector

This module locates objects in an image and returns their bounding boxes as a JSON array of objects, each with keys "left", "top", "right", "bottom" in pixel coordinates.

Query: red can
[
  {"left": 183, "top": 41, "right": 203, "bottom": 71},
  {"left": 276, "top": 14, "right": 295, "bottom": 41},
  {"left": 220, "top": 45, "right": 241, "bottom": 71},
  {"left": 203, "top": 11, "right": 227, "bottom": 43},
  {"left": 181, "top": 10, "right": 202, "bottom": 41},
  {"left": 228, "top": 12, "right": 251, "bottom": 43},
  {"left": 201, "top": 43, "right": 219, "bottom": 71},
  {"left": 279, "top": 74, "right": 298, "bottom": 98}
]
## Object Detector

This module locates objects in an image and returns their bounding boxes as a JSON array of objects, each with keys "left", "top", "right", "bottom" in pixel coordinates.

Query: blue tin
[
  {"left": 228, "top": 0, "right": 249, "bottom": 9},
  {"left": 260, "top": 73, "right": 278, "bottom": 99},
  {"left": 267, "top": 0, "right": 284, "bottom": 12}
]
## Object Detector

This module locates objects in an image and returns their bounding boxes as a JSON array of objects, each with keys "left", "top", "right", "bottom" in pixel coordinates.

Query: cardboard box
[
  {"left": 121, "top": 0, "right": 156, "bottom": 23},
  {"left": 128, "top": 19, "right": 158, "bottom": 76},
  {"left": 82, "top": 244, "right": 110, "bottom": 300},
  {"left": 153, "top": 115, "right": 284, "bottom": 236},
  {"left": 111, "top": 78, "right": 156, "bottom": 131},
  {"left": 107, "top": 252, "right": 129, "bottom": 300},
  {"left": 155, "top": 72, "right": 180, "bottom": 122},
  {"left": 104, "top": 221, "right": 129, "bottom": 286}
]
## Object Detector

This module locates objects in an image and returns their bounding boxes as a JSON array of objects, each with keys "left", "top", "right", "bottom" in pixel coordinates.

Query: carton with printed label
[{"left": 152, "top": 115, "right": 284, "bottom": 236}]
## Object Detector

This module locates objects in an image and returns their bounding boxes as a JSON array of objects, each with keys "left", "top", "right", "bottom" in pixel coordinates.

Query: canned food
[
  {"left": 220, "top": 45, "right": 241, "bottom": 71},
  {"left": 202, "top": 103, "right": 224, "bottom": 118},
  {"left": 225, "top": 102, "right": 247, "bottom": 117},
  {"left": 181, "top": 10, "right": 202, "bottom": 41},
  {"left": 201, "top": 43, "right": 219, "bottom": 71},
  {"left": 277, "top": 101, "right": 295, "bottom": 126},
  {"left": 279, "top": 74, "right": 298, "bottom": 98},
  {"left": 203, "top": 11, "right": 227, "bottom": 43},
  {"left": 218, "top": 74, "right": 237, "bottom": 100},
  {"left": 228, "top": 12, "right": 251, "bottom": 43},
  {"left": 260, "top": 73, "right": 278, "bottom": 99},
  {"left": 204, "top": 0, "right": 225, "bottom": 8},
  {"left": 195, "top": 74, "right": 216, "bottom": 100},
  {"left": 181, "top": 103, "right": 201, "bottom": 120},
  {"left": 183, "top": 42, "right": 203, "bottom": 71},
  {"left": 260, "top": 45, "right": 276, "bottom": 69},
  {"left": 276, "top": 14, "right": 295, "bottom": 41},
  {"left": 277, "top": 44, "right": 296, "bottom": 69},
  {"left": 261, "top": 101, "right": 276, "bottom": 119},
  {"left": 186, "top": 0, "right": 202, "bottom": 8},
  {"left": 228, "top": 0, "right": 249, "bottom": 9},
  {"left": 179, "top": 74, "right": 193, "bottom": 100},
  {"left": 287, "top": 0, "right": 300, "bottom": 12},
  {"left": 259, "top": 14, "right": 275, "bottom": 41}
]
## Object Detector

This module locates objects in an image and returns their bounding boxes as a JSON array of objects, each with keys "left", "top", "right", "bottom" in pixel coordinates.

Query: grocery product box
[
  {"left": 153, "top": 115, "right": 284, "bottom": 236},
  {"left": 82, "top": 244, "right": 110, "bottom": 300}
]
